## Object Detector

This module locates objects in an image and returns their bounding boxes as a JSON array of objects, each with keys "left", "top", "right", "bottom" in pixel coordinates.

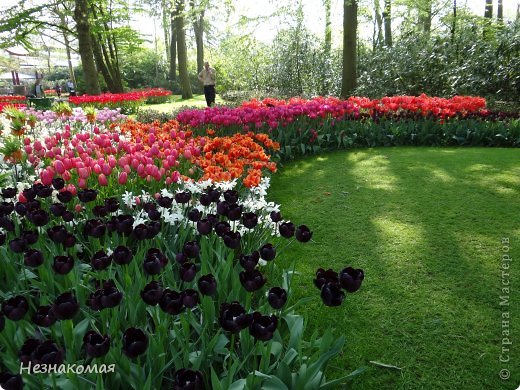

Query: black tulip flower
[
  {"left": 104, "top": 197, "right": 119, "bottom": 213},
  {"left": 19, "top": 338, "right": 41, "bottom": 365},
  {"left": 183, "top": 241, "right": 200, "bottom": 258},
  {"left": 0, "top": 202, "right": 14, "bottom": 215},
  {"left": 295, "top": 225, "right": 313, "bottom": 243},
  {"left": 223, "top": 190, "right": 239, "bottom": 203},
  {"left": 259, "top": 243, "right": 276, "bottom": 261},
  {"left": 207, "top": 213, "right": 218, "bottom": 226},
  {"left": 147, "top": 207, "right": 161, "bottom": 221},
  {"left": 279, "top": 221, "right": 295, "bottom": 238},
  {"left": 320, "top": 282, "right": 345, "bottom": 306},
  {"left": 227, "top": 203, "right": 242, "bottom": 221},
  {"left": 1, "top": 187, "right": 17, "bottom": 198},
  {"left": 140, "top": 281, "right": 163, "bottom": 306},
  {"left": 84, "top": 219, "right": 106, "bottom": 238},
  {"left": 223, "top": 231, "right": 241, "bottom": 249},
  {"left": 146, "top": 221, "right": 161, "bottom": 239},
  {"left": 159, "top": 289, "right": 184, "bottom": 315},
  {"left": 239, "top": 251, "right": 259, "bottom": 271},
  {"left": 9, "top": 238, "right": 27, "bottom": 253},
  {"left": 92, "top": 205, "right": 108, "bottom": 218},
  {"left": 172, "top": 368, "right": 204, "bottom": 390},
  {"left": 91, "top": 250, "right": 112, "bottom": 270},
  {"left": 0, "top": 216, "right": 14, "bottom": 231},
  {"left": 86, "top": 290, "right": 103, "bottom": 311},
  {"left": 83, "top": 331, "right": 110, "bottom": 358},
  {"left": 32, "top": 305, "right": 57, "bottom": 327},
  {"left": 216, "top": 201, "right": 230, "bottom": 216},
  {"left": 313, "top": 268, "right": 339, "bottom": 290},
  {"left": 143, "top": 248, "right": 167, "bottom": 275},
  {"left": 22, "top": 188, "right": 37, "bottom": 201},
  {"left": 268, "top": 287, "right": 287, "bottom": 309},
  {"left": 0, "top": 372, "right": 23, "bottom": 390},
  {"left": 270, "top": 211, "right": 282, "bottom": 223},
  {"left": 53, "top": 292, "right": 79, "bottom": 319},
  {"left": 239, "top": 270, "right": 267, "bottom": 292},
  {"left": 116, "top": 214, "right": 134, "bottom": 235},
  {"left": 62, "top": 210, "right": 74, "bottom": 222},
  {"left": 77, "top": 189, "right": 98, "bottom": 203},
  {"left": 122, "top": 328, "right": 148, "bottom": 359},
  {"left": 214, "top": 221, "right": 230, "bottom": 237},
  {"left": 0, "top": 232, "right": 5, "bottom": 246},
  {"left": 52, "top": 177, "right": 65, "bottom": 190},
  {"left": 180, "top": 262, "right": 197, "bottom": 282},
  {"left": 27, "top": 209, "right": 49, "bottom": 226},
  {"left": 34, "top": 340, "right": 64, "bottom": 365},
  {"left": 36, "top": 185, "right": 53, "bottom": 198},
  {"left": 242, "top": 212, "right": 258, "bottom": 229},
  {"left": 175, "top": 252, "right": 188, "bottom": 264},
  {"left": 208, "top": 188, "right": 221, "bottom": 202},
  {"left": 63, "top": 233, "right": 76, "bottom": 248},
  {"left": 47, "top": 225, "right": 68, "bottom": 244},
  {"left": 52, "top": 255, "right": 74, "bottom": 275},
  {"left": 24, "top": 249, "right": 44, "bottom": 267},
  {"left": 249, "top": 312, "right": 278, "bottom": 341},
  {"left": 14, "top": 202, "right": 27, "bottom": 216},
  {"left": 132, "top": 224, "right": 149, "bottom": 240},
  {"left": 99, "top": 282, "right": 123, "bottom": 309},
  {"left": 2, "top": 296, "right": 29, "bottom": 321},
  {"left": 157, "top": 196, "right": 173, "bottom": 208},
  {"left": 50, "top": 202, "right": 66, "bottom": 217},
  {"left": 175, "top": 191, "right": 191, "bottom": 204},
  {"left": 25, "top": 199, "right": 41, "bottom": 211},
  {"left": 197, "top": 274, "right": 217, "bottom": 296},
  {"left": 219, "top": 302, "right": 252, "bottom": 333},
  {"left": 196, "top": 218, "right": 212, "bottom": 235},
  {"left": 113, "top": 245, "right": 133, "bottom": 265},
  {"left": 188, "top": 208, "right": 202, "bottom": 222},
  {"left": 339, "top": 267, "right": 365, "bottom": 293},
  {"left": 182, "top": 289, "right": 199, "bottom": 308},
  {"left": 57, "top": 190, "right": 73, "bottom": 203},
  {"left": 21, "top": 230, "right": 39, "bottom": 245},
  {"left": 199, "top": 193, "right": 212, "bottom": 206}
]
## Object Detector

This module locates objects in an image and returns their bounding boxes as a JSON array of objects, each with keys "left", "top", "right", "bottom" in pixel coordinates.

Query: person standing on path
[{"left": 198, "top": 61, "right": 216, "bottom": 107}]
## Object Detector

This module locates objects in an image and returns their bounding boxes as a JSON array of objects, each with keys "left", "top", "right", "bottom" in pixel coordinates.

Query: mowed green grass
[
  {"left": 269, "top": 148, "right": 520, "bottom": 389},
  {"left": 143, "top": 94, "right": 225, "bottom": 112}
]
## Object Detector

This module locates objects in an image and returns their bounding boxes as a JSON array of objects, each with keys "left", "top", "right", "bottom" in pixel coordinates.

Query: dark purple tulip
[
  {"left": 9, "top": 238, "right": 27, "bottom": 253},
  {"left": 0, "top": 202, "right": 14, "bottom": 215},
  {"left": 53, "top": 292, "right": 79, "bottom": 319},
  {"left": 57, "top": 190, "right": 73, "bottom": 203},
  {"left": 24, "top": 249, "right": 44, "bottom": 267},
  {"left": 242, "top": 212, "right": 258, "bottom": 229},
  {"left": 113, "top": 245, "right": 133, "bottom": 265},
  {"left": 27, "top": 209, "right": 49, "bottom": 226},
  {"left": 146, "top": 221, "right": 161, "bottom": 238},
  {"left": 249, "top": 312, "right": 278, "bottom": 341},
  {"left": 175, "top": 191, "right": 191, "bottom": 204},
  {"left": 320, "top": 282, "right": 345, "bottom": 306},
  {"left": 183, "top": 241, "right": 200, "bottom": 258},
  {"left": 239, "top": 251, "right": 259, "bottom": 271},
  {"left": 0, "top": 371, "right": 23, "bottom": 390},
  {"left": 19, "top": 338, "right": 41, "bottom": 365},
  {"left": 268, "top": 287, "right": 288, "bottom": 309},
  {"left": 207, "top": 213, "right": 219, "bottom": 226},
  {"left": 52, "top": 255, "right": 74, "bottom": 275},
  {"left": 182, "top": 289, "right": 200, "bottom": 308},
  {"left": 180, "top": 262, "right": 197, "bottom": 282},
  {"left": 196, "top": 218, "right": 212, "bottom": 235},
  {"left": 83, "top": 331, "right": 110, "bottom": 358},
  {"left": 141, "top": 281, "right": 163, "bottom": 305},
  {"left": 147, "top": 207, "right": 161, "bottom": 221},
  {"left": 50, "top": 202, "right": 66, "bottom": 217},
  {"left": 34, "top": 340, "right": 65, "bottom": 365},
  {"left": 32, "top": 305, "right": 57, "bottom": 327},
  {"left": 199, "top": 193, "right": 212, "bottom": 206},
  {"left": 0, "top": 216, "right": 14, "bottom": 231},
  {"left": 157, "top": 196, "right": 173, "bottom": 208},
  {"left": 63, "top": 233, "right": 76, "bottom": 248},
  {"left": 77, "top": 189, "right": 98, "bottom": 203},
  {"left": 259, "top": 243, "right": 276, "bottom": 261},
  {"left": 86, "top": 290, "right": 103, "bottom": 311},
  {"left": 227, "top": 203, "right": 242, "bottom": 221},
  {"left": 143, "top": 248, "right": 167, "bottom": 275},
  {"left": 295, "top": 225, "right": 313, "bottom": 243},
  {"left": 1, "top": 187, "right": 17, "bottom": 198},
  {"left": 22, "top": 188, "right": 37, "bottom": 201},
  {"left": 92, "top": 205, "right": 108, "bottom": 218},
  {"left": 208, "top": 188, "right": 221, "bottom": 202},
  {"left": 214, "top": 221, "right": 230, "bottom": 237},
  {"left": 99, "top": 282, "right": 123, "bottom": 309},
  {"left": 14, "top": 202, "right": 27, "bottom": 216},
  {"left": 172, "top": 368, "right": 204, "bottom": 390},
  {"left": 219, "top": 302, "right": 252, "bottom": 333},
  {"left": 223, "top": 189, "right": 238, "bottom": 203},
  {"left": 197, "top": 274, "right": 217, "bottom": 296},
  {"left": 239, "top": 270, "right": 267, "bottom": 292},
  {"left": 314, "top": 268, "right": 339, "bottom": 290},
  {"left": 47, "top": 225, "right": 68, "bottom": 244},
  {"left": 279, "top": 221, "right": 295, "bottom": 238},
  {"left": 132, "top": 224, "right": 149, "bottom": 240},
  {"left": 104, "top": 197, "right": 119, "bottom": 212},
  {"left": 175, "top": 252, "right": 188, "bottom": 264},
  {"left": 36, "top": 185, "right": 53, "bottom": 198},
  {"left": 216, "top": 201, "right": 229, "bottom": 216},
  {"left": 339, "top": 267, "right": 365, "bottom": 293},
  {"left": 223, "top": 231, "right": 241, "bottom": 249},
  {"left": 91, "top": 250, "right": 112, "bottom": 270},
  {"left": 116, "top": 214, "right": 134, "bottom": 235},
  {"left": 52, "top": 177, "right": 65, "bottom": 190},
  {"left": 2, "top": 296, "right": 29, "bottom": 321},
  {"left": 159, "top": 289, "right": 184, "bottom": 315},
  {"left": 270, "top": 211, "right": 282, "bottom": 222},
  {"left": 84, "top": 219, "right": 106, "bottom": 238},
  {"left": 25, "top": 199, "right": 41, "bottom": 212},
  {"left": 62, "top": 210, "right": 74, "bottom": 222},
  {"left": 188, "top": 208, "right": 202, "bottom": 222},
  {"left": 21, "top": 230, "right": 39, "bottom": 245},
  {"left": 122, "top": 328, "right": 148, "bottom": 358}
]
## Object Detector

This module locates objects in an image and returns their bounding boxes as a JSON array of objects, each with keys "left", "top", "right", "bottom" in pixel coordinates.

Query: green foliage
[{"left": 119, "top": 47, "right": 169, "bottom": 89}]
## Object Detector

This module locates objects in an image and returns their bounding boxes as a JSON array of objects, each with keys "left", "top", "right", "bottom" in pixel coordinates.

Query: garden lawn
[
  {"left": 143, "top": 94, "right": 225, "bottom": 112},
  {"left": 270, "top": 147, "right": 520, "bottom": 390}
]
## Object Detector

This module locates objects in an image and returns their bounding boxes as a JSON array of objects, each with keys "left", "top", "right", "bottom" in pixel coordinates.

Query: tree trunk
[
  {"left": 324, "top": 0, "right": 332, "bottom": 54},
  {"left": 419, "top": 0, "right": 432, "bottom": 34},
  {"left": 374, "top": 0, "right": 383, "bottom": 49},
  {"left": 190, "top": 0, "right": 205, "bottom": 72},
  {"left": 497, "top": 0, "right": 503, "bottom": 21},
  {"left": 383, "top": 0, "right": 392, "bottom": 47},
  {"left": 175, "top": 0, "right": 193, "bottom": 99},
  {"left": 91, "top": 35, "right": 117, "bottom": 92},
  {"left": 162, "top": 0, "right": 170, "bottom": 62},
  {"left": 451, "top": 0, "right": 456, "bottom": 43},
  {"left": 73, "top": 0, "right": 100, "bottom": 95},
  {"left": 169, "top": 13, "right": 177, "bottom": 81},
  {"left": 484, "top": 0, "right": 493, "bottom": 18},
  {"left": 341, "top": 0, "right": 357, "bottom": 97},
  {"left": 58, "top": 12, "right": 77, "bottom": 87}
]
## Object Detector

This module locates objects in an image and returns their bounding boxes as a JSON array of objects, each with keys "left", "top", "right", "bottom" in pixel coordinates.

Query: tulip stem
[{"left": 228, "top": 333, "right": 235, "bottom": 376}]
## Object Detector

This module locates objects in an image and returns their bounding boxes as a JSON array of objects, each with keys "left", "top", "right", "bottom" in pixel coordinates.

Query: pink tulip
[
  {"left": 62, "top": 170, "right": 72, "bottom": 181},
  {"left": 54, "top": 160, "right": 65, "bottom": 174},
  {"left": 78, "top": 167, "right": 90, "bottom": 179},
  {"left": 78, "top": 178, "right": 87, "bottom": 188},
  {"left": 118, "top": 171, "right": 128, "bottom": 185},
  {"left": 98, "top": 174, "right": 108, "bottom": 186}
]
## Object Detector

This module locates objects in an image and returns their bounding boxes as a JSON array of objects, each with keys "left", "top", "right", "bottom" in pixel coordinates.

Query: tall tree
[
  {"left": 497, "top": 0, "right": 503, "bottom": 22},
  {"left": 341, "top": 0, "right": 357, "bottom": 97},
  {"left": 419, "top": 0, "right": 432, "bottom": 34},
  {"left": 169, "top": 16, "right": 177, "bottom": 81},
  {"left": 383, "top": 0, "right": 392, "bottom": 46},
  {"left": 190, "top": 0, "right": 205, "bottom": 72},
  {"left": 324, "top": 0, "right": 332, "bottom": 55},
  {"left": 174, "top": 0, "right": 193, "bottom": 98},
  {"left": 484, "top": 0, "right": 493, "bottom": 18},
  {"left": 373, "top": 0, "right": 384, "bottom": 49}
]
